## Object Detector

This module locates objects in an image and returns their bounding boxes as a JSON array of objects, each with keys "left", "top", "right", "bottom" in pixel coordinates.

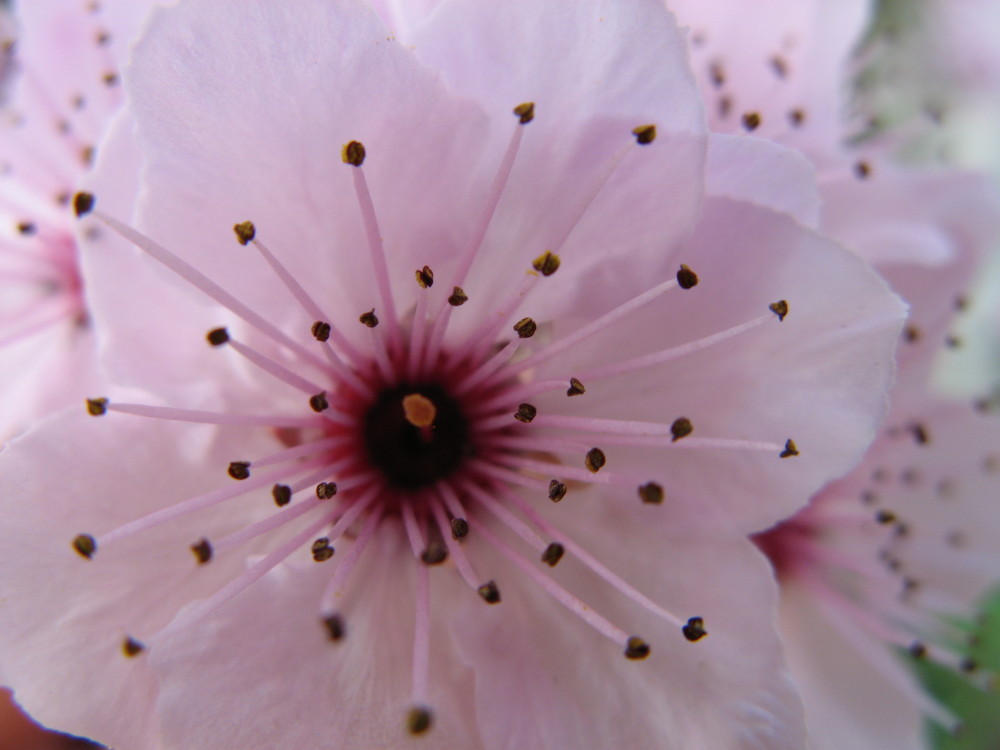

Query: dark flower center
[{"left": 362, "top": 382, "right": 472, "bottom": 490}]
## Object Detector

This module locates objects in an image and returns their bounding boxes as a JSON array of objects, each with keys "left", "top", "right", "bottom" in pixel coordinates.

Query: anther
[
  {"left": 741, "top": 112, "right": 761, "bottom": 131},
  {"left": 780, "top": 439, "right": 799, "bottom": 458},
  {"left": 788, "top": 109, "right": 805, "bottom": 127},
  {"left": 513, "top": 102, "right": 535, "bottom": 124},
  {"left": 72, "top": 534, "right": 97, "bottom": 559},
  {"left": 448, "top": 287, "right": 469, "bottom": 306},
  {"left": 532, "top": 251, "right": 561, "bottom": 277},
  {"left": 232, "top": 220, "right": 256, "bottom": 245},
  {"left": 854, "top": 161, "right": 871, "bottom": 180},
  {"left": 271, "top": 484, "right": 292, "bottom": 508},
  {"left": 585, "top": 447, "right": 606, "bottom": 473},
  {"left": 566, "top": 378, "right": 586, "bottom": 397},
  {"left": 407, "top": 706, "right": 434, "bottom": 735},
  {"left": 631, "top": 124, "right": 657, "bottom": 145},
  {"left": 548, "top": 480, "right": 568, "bottom": 502},
  {"left": 311, "top": 321, "right": 331, "bottom": 342},
  {"left": 908, "top": 641, "right": 928, "bottom": 659},
  {"left": 676, "top": 264, "right": 699, "bottom": 289},
  {"left": 682, "top": 616, "right": 708, "bottom": 642},
  {"left": 190, "top": 538, "right": 213, "bottom": 564},
  {"left": 311, "top": 538, "right": 335, "bottom": 562},
  {"left": 403, "top": 393, "right": 437, "bottom": 428},
  {"left": 513, "top": 317, "right": 537, "bottom": 338},
  {"left": 960, "top": 657, "right": 978, "bottom": 673},
  {"left": 122, "top": 636, "right": 145, "bottom": 658},
  {"left": 72, "top": 191, "right": 95, "bottom": 217},
  {"left": 769, "top": 300, "right": 789, "bottom": 321},
  {"left": 514, "top": 403, "right": 537, "bottom": 423},
  {"left": 359, "top": 309, "right": 379, "bottom": 328},
  {"left": 670, "top": 418, "right": 693, "bottom": 442},
  {"left": 323, "top": 613, "right": 345, "bottom": 641},
  {"left": 450, "top": 517, "right": 469, "bottom": 539},
  {"left": 206, "top": 327, "right": 229, "bottom": 346},
  {"left": 909, "top": 423, "right": 930, "bottom": 445},
  {"left": 415, "top": 265, "right": 434, "bottom": 288},
  {"left": 86, "top": 397, "right": 108, "bottom": 416},
  {"left": 421, "top": 542, "right": 449, "bottom": 565},
  {"left": 227, "top": 461, "right": 251, "bottom": 480},
  {"left": 309, "top": 392, "right": 329, "bottom": 412},
  {"left": 477, "top": 580, "right": 501, "bottom": 604},
  {"left": 16, "top": 221, "right": 36, "bottom": 235},
  {"left": 315, "top": 482, "right": 338, "bottom": 500},
  {"left": 876, "top": 510, "right": 897, "bottom": 524},
  {"left": 342, "top": 140, "right": 366, "bottom": 167},
  {"left": 638, "top": 482, "right": 664, "bottom": 504},
  {"left": 541, "top": 542, "right": 565, "bottom": 567},
  {"left": 624, "top": 635, "right": 651, "bottom": 660}
]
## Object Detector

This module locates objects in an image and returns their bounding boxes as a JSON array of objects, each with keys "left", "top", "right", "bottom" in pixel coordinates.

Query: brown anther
[
  {"left": 709, "top": 61, "right": 726, "bottom": 88},
  {"left": 72, "top": 191, "right": 95, "bottom": 217},
  {"left": 638, "top": 482, "right": 664, "bottom": 505},
  {"left": 682, "top": 616, "right": 708, "bottom": 642},
  {"left": 854, "top": 161, "right": 871, "bottom": 180},
  {"left": 227, "top": 461, "right": 251, "bottom": 480},
  {"left": 513, "top": 102, "right": 535, "bottom": 124},
  {"left": 323, "top": 613, "right": 345, "bottom": 641},
  {"left": 96, "top": 30, "right": 111, "bottom": 46},
  {"left": 450, "top": 517, "right": 469, "bottom": 539},
  {"left": 309, "top": 392, "right": 329, "bottom": 412},
  {"left": 407, "top": 706, "right": 434, "bottom": 735},
  {"left": 403, "top": 393, "right": 437, "bottom": 428},
  {"left": 122, "top": 636, "right": 145, "bottom": 658},
  {"left": 909, "top": 641, "right": 928, "bottom": 659},
  {"left": 670, "top": 418, "right": 693, "bottom": 442},
  {"left": 541, "top": 542, "right": 565, "bottom": 567},
  {"left": 190, "top": 538, "right": 213, "bottom": 564},
  {"left": 905, "top": 324, "right": 921, "bottom": 343},
  {"left": 86, "top": 397, "right": 108, "bottom": 416},
  {"left": 72, "top": 534, "right": 97, "bottom": 559},
  {"left": 769, "top": 55, "right": 788, "bottom": 79},
  {"left": 513, "top": 317, "right": 537, "bottom": 338},
  {"left": 548, "top": 480, "right": 568, "bottom": 502},
  {"left": 585, "top": 447, "right": 606, "bottom": 473},
  {"left": 272, "top": 484, "right": 292, "bottom": 507},
  {"left": 233, "top": 220, "right": 256, "bottom": 245},
  {"left": 477, "top": 580, "right": 501, "bottom": 604},
  {"left": 960, "top": 657, "right": 978, "bottom": 673},
  {"left": 311, "top": 321, "right": 331, "bottom": 342},
  {"left": 514, "top": 403, "right": 537, "bottom": 423},
  {"left": 632, "top": 124, "right": 657, "bottom": 145},
  {"left": 102, "top": 72, "right": 118, "bottom": 87},
  {"left": 876, "top": 510, "right": 897, "bottom": 524},
  {"left": 676, "top": 264, "right": 699, "bottom": 289},
  {"left": 780, "top": 438, "right": 799, "bottom": 458},
  {"left": 448, "top": 287, "right": 469, "bottom": 306},
  {"left": 624, "top": 636, "right": 651, "bottom": 660},
  {"left": 206, "top": 327, "right": 229, "bottom": 346},
  {"left": 415, "top": 265, "right": 434, "bottom": 288},
  {"left": 311, "top": 538, "right": 334, "bottom": 562},
  {"left": 532, "top": 251, "right": 560, "bottom": 277},
  {"left": 769, "top": 300, "right": 789, "bottom": 321},
  {"left": 945, "top": 335, "right": 962, "bottom": 348},
  {"left": 566, "top": 378, "right": 586, "bottom": 397},
  {"left": 359, "top": 309, "right": 379, "bottom": 328},
  {"left": 315, "top": 482, "right": 338, "bottom": 500},
  {"left": 910, "top": 423, "right": 930, "bottom": 445},
  {"left": 741, "top": 112, "right": 762, "bottom": 131},
  {"left": 16, "top": 221, "right": 36, "bottom": 235},
  {"left": 421, "top": 542, "right": 448, "bottom": 565},
  {"left": 342, "top": 140, "right": 366, "bottom": 166},
  {"left": 788, "top": 109, "right": 805, "bottom": 127}
]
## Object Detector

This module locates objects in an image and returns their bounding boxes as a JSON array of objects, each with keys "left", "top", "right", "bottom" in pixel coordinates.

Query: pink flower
[
  {"left": 0, "top": 1, "right": 906, "bottom": 748},
  {"left": 667, "top": 0, "right": 1000, "bottom": 745},
  {"left": 0, "top": 0, "right": 158, "bottom": 442}
]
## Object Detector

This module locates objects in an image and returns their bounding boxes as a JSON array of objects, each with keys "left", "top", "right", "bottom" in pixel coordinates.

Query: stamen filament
[
  {"left": 105, "top": 403, "right": 323, "bottom": 428},
  {"left": 320, "top": 503, "right": 384, "bottom": 613}
]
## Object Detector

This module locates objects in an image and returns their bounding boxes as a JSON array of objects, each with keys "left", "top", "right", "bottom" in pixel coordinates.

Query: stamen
[
  {"left": 227, "top": 461, "right": 251, "bottom": 480},
  {"left": 513, "top": 317, "right": 537, "bottom": 338},
  {"left": 566, "top": 378, "right": 586, "bottom": 397},
  {"left": 477, "top": 581, "right": 501, "bottom": 604},
  {"left": 72, "top": 534, "right": 96, "bottom": 559},
  {"left": 631, "top": 125, "right": 656, "bottom": 145},
  {"left": 190, "top": 538, "right": 213, "bottom": 564},
  {"left": 322, "top": 614, "right": 345, "bottom": 641},
  {"left": 429, "top": 496, "right": 484, "bottom": 592},
  {"left": 102, "top": 402, "right": 323, "bottom": 428},
  {"left": 638, "top": 482, "right": 664, "bottom": 504},
  {"left": 671, "top": 418, "right": 693, "bottom": 442},
  {"left": 122, "top": 636, "right": 145, "bottom": 658},
  {"left": 584, "top": 447, "right": 607, "bottom": 473},
  {"left": 407, "top": 707, "right": 433, "bottom": 736},
  {"left": 345, "top": 144, "right": 402, "bottom": 353},
  {"left": 769, "top": 300, "right": 789, "bottom": 321},
  {"left": 682, "top": 616, "right": 708, "bottom": 642}
]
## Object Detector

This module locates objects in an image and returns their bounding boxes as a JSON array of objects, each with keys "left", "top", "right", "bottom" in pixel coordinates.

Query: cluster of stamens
[{"left": 69, "top": 101, "right": 800, "bottom": 736}]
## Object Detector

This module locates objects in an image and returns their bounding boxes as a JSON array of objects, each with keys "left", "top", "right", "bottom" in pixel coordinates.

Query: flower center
[{"left": 363, "top": 383, "right": 471, "bottom": 491}]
